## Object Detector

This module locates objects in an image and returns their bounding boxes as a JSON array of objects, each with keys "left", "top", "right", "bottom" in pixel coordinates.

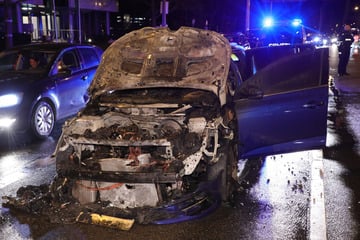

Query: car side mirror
[
  {"left": 236, "top": 84, "right": 264, "bottom": 99},
  {"left": 247, "top": 87, "right": 264, "bottom": 99}
]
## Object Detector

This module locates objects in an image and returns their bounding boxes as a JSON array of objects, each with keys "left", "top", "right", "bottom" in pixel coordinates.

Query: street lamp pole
[
  {"left": 161, "top": 0, "right": 167, "bottom": 27},
  {"left": 245, "top": 0, "right": 250, "bottom": 32},
  {"left": 5, "top": 0, "right": 13, "bottom": 49},
  {"left": 52, "top": 0, "right": 58, "bottom": 41},
  {"left": 76, "top": 0, "right": 82, "bottom": 43}
]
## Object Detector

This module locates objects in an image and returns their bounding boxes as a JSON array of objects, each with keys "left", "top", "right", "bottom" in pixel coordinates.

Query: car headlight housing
[
  {"left": 0, "top": 118, "right": 16, "bottom": 128},
  {"left": 0, "top": 93, "right": 23, "bottom": 108}
]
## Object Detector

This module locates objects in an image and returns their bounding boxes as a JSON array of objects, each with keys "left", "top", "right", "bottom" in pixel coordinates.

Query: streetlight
[
  {"left": 245, "top": 0, "right": 250, "bottom": 31},
  {"left": 160, "top": 0, "right": 168, "bottom": 27},
  {"left": 4, "top": 0, "right": 13, "bottom": 49}
]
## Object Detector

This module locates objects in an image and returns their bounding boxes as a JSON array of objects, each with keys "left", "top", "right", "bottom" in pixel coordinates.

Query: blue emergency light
[
  {"left": 262, "top": 17, "right": 303, "bottom": 28},
  {"left": 263, "top": 17, "right": 274, "bottom": 28},
  {"left": 291, "top": 19, "right": 302, "bottom": 27}
]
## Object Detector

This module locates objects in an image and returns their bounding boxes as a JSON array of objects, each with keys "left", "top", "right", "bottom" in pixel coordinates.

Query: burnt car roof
[{"left": 89, "top": 27, "right": 232, "bottom": 106}]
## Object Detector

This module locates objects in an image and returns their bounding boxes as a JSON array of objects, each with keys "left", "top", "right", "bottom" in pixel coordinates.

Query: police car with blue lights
[{"left": 248, "top": 17, "right": 306, "bottom": 47}]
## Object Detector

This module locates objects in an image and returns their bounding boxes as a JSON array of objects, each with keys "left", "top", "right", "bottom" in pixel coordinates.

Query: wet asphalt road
[
  {"left": 0, "top": 132, "right": 317, "bottom": 240},
  {"left": 0, "top": 45, "right": 360, "bottom": 239},
  {"left": 323, "top": 93, "right": 360, "bottom": 240}
]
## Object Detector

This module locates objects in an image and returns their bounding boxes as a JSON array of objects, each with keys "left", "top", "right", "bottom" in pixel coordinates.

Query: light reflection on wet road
[
  {"left": 0, "top": 156, "right": 27, "bottom": 188},
  {"left": 249, "top": 152, "right": 311, "bottom": 240},
  {"left": 323, "top": 45, "right": 360, "bottom": 240},
  {"left": 343, "top": 94, "right": 360, "bottom": 154},
  {"left": 323, "top": 92, "right": 360, "bottom": 240}
]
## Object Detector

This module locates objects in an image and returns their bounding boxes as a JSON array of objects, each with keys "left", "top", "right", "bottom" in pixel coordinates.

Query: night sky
[{"left": 119, "top": 0, "right": 356, "bottom": 34}]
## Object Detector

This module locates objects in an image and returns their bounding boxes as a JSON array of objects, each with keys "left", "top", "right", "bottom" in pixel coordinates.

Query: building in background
[{"left": 0, "top": 0, "right": 119, "bottom": 50}]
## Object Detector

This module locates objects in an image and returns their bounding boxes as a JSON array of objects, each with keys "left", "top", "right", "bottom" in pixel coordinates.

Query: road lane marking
[{"left": 310, "top": 150, "right": 327, "bottom": 240}]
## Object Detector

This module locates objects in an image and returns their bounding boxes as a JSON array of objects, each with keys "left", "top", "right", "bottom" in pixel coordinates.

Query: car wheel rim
[{"left": 35, "top": 104, "right": 54, "bottom": 135}]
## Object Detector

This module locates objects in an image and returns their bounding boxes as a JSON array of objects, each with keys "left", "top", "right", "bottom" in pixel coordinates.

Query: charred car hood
[{"left": 90, "top": 27, "right": 231, "bottom": 106}]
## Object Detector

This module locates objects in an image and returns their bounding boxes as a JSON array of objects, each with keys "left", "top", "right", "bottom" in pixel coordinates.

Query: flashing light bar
[{"left": 263, "top": 17, "right": 303, "bottom": 28}]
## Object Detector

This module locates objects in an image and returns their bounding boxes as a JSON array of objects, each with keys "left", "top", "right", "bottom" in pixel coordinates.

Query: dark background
[{"left": 119, "top": 0, "right": 356, "bottom": 33}]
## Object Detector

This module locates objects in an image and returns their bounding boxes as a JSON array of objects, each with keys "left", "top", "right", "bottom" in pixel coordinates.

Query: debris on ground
[
  {"left": 76, "top": 212, "right": 134, "bottom": 230},
  {"left": 2, "top": 176, "right": 136, "bottom": 230},
  {"left": 1, "top": 174, "right": 225, "bottom": 229}
]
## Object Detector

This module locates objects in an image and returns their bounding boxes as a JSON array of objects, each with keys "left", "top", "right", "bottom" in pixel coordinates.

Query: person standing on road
[{"left": 338, "top": 24, "right": 354, "bottom": 76}]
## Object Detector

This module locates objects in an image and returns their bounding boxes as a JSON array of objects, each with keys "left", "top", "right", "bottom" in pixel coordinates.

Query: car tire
[
  {"left": 31, "top": 101, "right": 55, "bottom": 139},
  {"left": 208, "top": 141, "right": 238, "bottom": 203}
]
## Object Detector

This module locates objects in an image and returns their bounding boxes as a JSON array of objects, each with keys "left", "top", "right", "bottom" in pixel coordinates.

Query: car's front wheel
[{"left": 31, "top": 101, "right": 55, "bottom": 139}]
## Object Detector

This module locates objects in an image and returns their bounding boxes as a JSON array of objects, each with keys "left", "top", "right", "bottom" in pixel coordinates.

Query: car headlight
[
  {"left": 0, "top": 93, "right": 23, "bottom": 108},
  {"left": 0, "top": 118, "right": 16, "bottom": 128}
]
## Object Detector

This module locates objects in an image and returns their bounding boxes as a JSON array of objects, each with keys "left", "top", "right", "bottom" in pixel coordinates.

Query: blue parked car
[
  {"left": 0, "top": 43, "right": 103, "bottom": 138},
  {"left": 53, "top": 27, "right": 328, "bottom": 225}
]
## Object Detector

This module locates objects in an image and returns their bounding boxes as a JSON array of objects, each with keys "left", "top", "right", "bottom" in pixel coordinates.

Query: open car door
[{"left": 233, "top": 44, "right": 329, "bottom": 158}]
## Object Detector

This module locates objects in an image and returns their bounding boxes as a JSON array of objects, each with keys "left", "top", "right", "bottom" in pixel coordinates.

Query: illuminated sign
[
  {"left": 0, "top": 0, "right": 43, "bottom": 4},
  {"left": 69, "top": 0, "right": 118, "bottom": 12}
]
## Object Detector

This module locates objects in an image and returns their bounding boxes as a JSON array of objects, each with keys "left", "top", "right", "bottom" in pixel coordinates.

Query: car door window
[
  {"left": 238, "top": 45, "right": 328, "bottom": 97},
  {"left": 54, "top": 50, "right": 81, "bottom": 75},
  {"left": 78, "top": 47, "right": 100, "bottom": 69}
]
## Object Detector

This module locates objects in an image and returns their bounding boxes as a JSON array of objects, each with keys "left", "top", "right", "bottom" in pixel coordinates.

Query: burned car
[{"left": 52, "top": 27, "right": 329, "bottom": 225}]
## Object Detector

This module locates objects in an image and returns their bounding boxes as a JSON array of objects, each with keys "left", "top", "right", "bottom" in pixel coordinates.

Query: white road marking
[{"left": 310, "top": 150, "right": 327, "bottom": 240}]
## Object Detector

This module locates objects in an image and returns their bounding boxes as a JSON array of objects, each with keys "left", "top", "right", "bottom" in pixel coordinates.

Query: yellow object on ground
[{"left": 76, "top": 212, "right": 135, "bottom": 231}]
